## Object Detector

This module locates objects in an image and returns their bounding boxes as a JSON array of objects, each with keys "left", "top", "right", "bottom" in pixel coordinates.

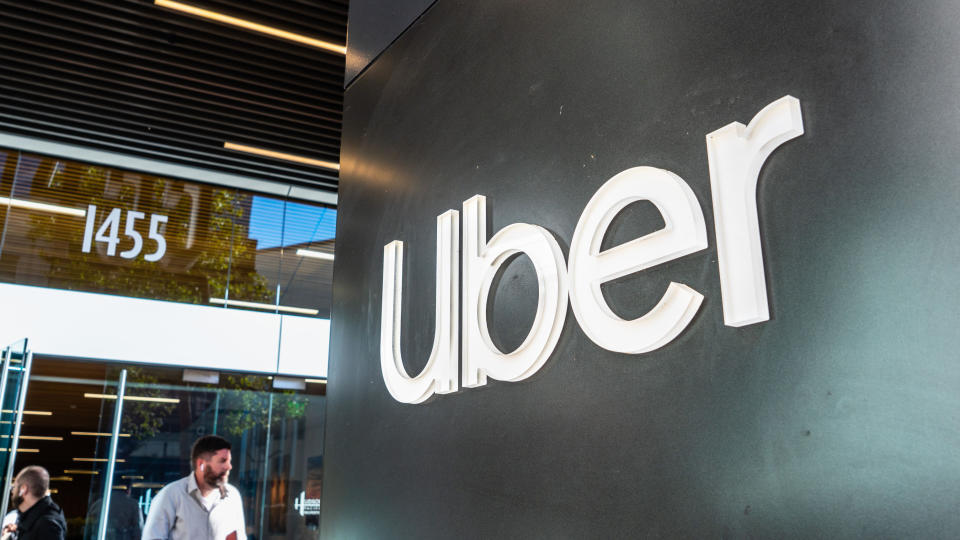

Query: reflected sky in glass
[{"left": 248, "top": 196, "right": 337, "bottom": 250}]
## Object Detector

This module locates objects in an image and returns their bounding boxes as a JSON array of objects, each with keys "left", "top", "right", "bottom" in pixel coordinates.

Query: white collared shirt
[{"left": 142, "top": 474, "right": 247, "bottom": 540}]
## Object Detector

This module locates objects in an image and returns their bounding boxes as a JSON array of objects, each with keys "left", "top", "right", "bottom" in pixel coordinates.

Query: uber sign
[{"left": 380, "top": 96, "right": 804, "bottom": 404}]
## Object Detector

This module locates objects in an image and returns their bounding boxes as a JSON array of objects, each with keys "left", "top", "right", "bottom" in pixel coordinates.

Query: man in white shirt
[{"left": 142, "top": 435, "right": 246, "bottom": 540}]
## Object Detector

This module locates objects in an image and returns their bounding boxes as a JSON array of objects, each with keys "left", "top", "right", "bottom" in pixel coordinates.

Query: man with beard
[
  {"left": 1, "top": 466, "right": 66, "bottom": 540},
  {"left": 142, "top": 435, "right": 246, "bottom": 540}
]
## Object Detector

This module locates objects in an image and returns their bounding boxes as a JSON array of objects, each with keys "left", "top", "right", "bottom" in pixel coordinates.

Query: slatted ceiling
[
  {"left": 0, "top": 0, "right": 346, "bottom": 194},
  {"left": 3, "top": 1, "right": 345, "bottom": 133},
  {"left": 4, "top": 59, "right": 342, "bottom": 143},
  {"left": 2, "top": 19, "right": 345, "bottom": 114},
  {"left": 24, "top": 1, "right": 347, "bottom": 80},
  {"left": 3, "top": 75, "right": 340, "bottom": 155},
  {"left": 0, "top": 112, "right": 338, "bottom": 188},
  {"left": 196, "top": 0, "right": 349, "bottom": 42}
]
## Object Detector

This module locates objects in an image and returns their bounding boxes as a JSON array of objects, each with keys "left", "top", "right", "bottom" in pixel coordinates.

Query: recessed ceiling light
[
  {"left": 155, "top": 1, "right": 346, "bottom": 55},
  {"left": 0, "top": 435, "right": 63, "bottom": 441},
  {"left": 296, "top": 249, "right": 335, "bottom": 261},
  {"left": 223, "top": 142, "right": 340, "bottom": 171},
  {"left": 1, "top": 410, "right": 52, "bottom": 416},
  {"left": 208, "top": 297, "right": 319, "bottom": 316},
  {"left": 0, "top": 197, "right": 85, "bottom": 217},
  {"left": 83, "top": 393, "right": 180, "bottom": 404},
  {"left": 132, "top": 482, "right": 165, "bottom": 489}
]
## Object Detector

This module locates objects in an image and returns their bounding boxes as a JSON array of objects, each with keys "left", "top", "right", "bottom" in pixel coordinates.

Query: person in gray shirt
[{"left": 142, "top": 435, "right": 246, "bottom": 540}]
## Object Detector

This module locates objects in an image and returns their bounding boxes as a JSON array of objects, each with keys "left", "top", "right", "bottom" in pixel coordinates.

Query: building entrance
[{"left": 0, "top": 343, "right": 325, "bottom": 540}]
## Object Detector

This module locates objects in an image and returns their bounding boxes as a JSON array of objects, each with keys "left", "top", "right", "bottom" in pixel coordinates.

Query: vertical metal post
[
  {"left": 0, "top": 350, "right": 32, "bottom": 517},
  {"left": 258, "top": 393, "right": 273, "bottom": 540},
  {"left": 0, "top": 152, "right": 23, "bottom": 259},
  {"left": 224, "top": 219, "right": 234, "bottom": 306},
  {"left": 212, "top": 390, "right": 220, "bottom": 434},
  {"left": 97, "top": 368, "right": 127, "bottom": 540},
  {"left": 0, "top": 345, "right": 13, "bottom": 435}
]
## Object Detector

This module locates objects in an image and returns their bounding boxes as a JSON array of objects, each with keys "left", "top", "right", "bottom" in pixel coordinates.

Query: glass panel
[
  {"left": 17, "top": 359, "right": 120, "bottom": 539},
  {"left": 278, "top": 200, "right": 336, "bottom": 318},
  {"left": 0, "top": 148, "right": 336, "bottom": 322},
  {"left": 100, "top": 364, "right": 327, "bottom": 539},
  {"left": 0, "top": 149, "right": 237, "bottom": 306},
  {"left": 83, "top": 368, "right": 128, "bottom": 540},
  {"left": 1, "top": 355, "right": 325, "bottom": 539},
  {"left": 0, "top": 148, "right": 19, "bottom": 258},
  {"left": 0, "top": 338, "right": 29, "bottom": 513},
  {"left": 261, "top": 380, "right": 326, "bottom": 538},
  {"left": 223, "top": 192, "right": 279, "bottom": 312},
  {"left": 236, "top": 195, "right": 336, "bottom": 318}
]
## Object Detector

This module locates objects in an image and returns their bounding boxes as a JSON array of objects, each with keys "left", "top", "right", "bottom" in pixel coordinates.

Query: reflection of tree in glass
[
  {"left": 218, "top": 375, "right": 307, "bottom": 437},
  {"left": 120, "top": 367, "right": 176, "bottom": 440},
  {"left": 24, "top": 160, "right": 273, "bottom": 304}
]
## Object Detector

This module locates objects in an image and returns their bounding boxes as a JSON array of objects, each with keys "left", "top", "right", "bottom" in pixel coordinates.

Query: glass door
[
  {"left": 5, "top": 356, "right": 324, "bottom": 540},
  {"left": 0, "top": 355, "right": 124, "bottom": 539},
  {"left": 0, "top": 338, "right": 32, "bottom": 518}
]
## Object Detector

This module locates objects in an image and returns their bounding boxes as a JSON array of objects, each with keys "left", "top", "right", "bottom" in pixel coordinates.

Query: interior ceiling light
[
  {"left": 122, "top": 475, "right": 144, "bottom": 480},
  {"left": 73, "top": 457, "right": 126, "bottom": 463},
  {"left": 83, "top": 393, "right": 181, "bottom": 404},
  {"left": 208, "top": 297, "right": 319, "bottom": 316},
  {"left": 64, "top": 469, "right": 99, "bottom": 475},
  {"left": 49, "top": 476, "right": 73, "bottom": 482},
  {"left": 223, "top": 142, "right": 340, "bottom": 171},
  {"left": 1, "top": 409, "right": 52, "bottom": 416},
  {"left": 304, "top": 378, "right": 327, "bottom": 384},
  {"left": 0, "top": 197, "right": 85, "bottom": 217},
  {"left": 155, "top": 0, "right": 347, "bottom": 55},
  {"left": 0, "top": 448, "right": 38, "bottom": 453},
  {"left": 0, "top": 435, "right": 62, "bottom": 441},
  {"left": 296, "top": 249, "right": 335, "bottom": 261},
  {"left": 71, "top": 431, "right": 131, "bottom": 438}
]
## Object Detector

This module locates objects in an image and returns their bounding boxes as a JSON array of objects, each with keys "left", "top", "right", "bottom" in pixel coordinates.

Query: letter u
[{"left": 379, "top": 210, "right": 460, "bottom": 404}]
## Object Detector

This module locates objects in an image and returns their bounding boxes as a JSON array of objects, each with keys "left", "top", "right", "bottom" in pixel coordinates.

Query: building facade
[{"left": 0, "top": 1, "right": 346, "bottom": 538}]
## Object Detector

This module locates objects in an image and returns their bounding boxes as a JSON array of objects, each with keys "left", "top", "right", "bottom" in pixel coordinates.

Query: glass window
[
  {"left": 278, "top": 200, "right": 336, "bottom": 318},
  {"left": 0, "top": 148, "right": 335, "bottom": 320},
  {"left": 15, "top": 357, "right": 325, "bottom": 540},
  {"left": 240, "top": 196, "right": 337, "bottom": 317}
]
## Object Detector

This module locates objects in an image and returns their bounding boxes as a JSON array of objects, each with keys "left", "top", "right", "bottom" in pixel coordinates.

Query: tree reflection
[
  {"left": 219, "top": 375, "right": 308, "bottom": 435},
  {"left": 16, "top": 158, "right": 273, "bottom": 305}
]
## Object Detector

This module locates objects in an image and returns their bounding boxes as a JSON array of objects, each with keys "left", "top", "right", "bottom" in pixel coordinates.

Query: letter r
[{"left": 706, "top": 96, "right": 804, "bottom": 327}]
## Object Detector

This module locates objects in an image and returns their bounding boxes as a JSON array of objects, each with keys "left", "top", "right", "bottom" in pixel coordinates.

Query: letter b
[{"left": 461, "top": 195, "right": 568, "bottom": 388}]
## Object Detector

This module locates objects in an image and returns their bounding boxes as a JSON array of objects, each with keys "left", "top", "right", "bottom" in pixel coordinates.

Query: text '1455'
[{"left": 81, "top": 204, "right": 168, "bottom": 262}]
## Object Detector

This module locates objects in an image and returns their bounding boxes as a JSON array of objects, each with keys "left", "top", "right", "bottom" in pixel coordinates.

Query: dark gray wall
[
  {"left": 325, "top": 1, "right": 960, "bottom": 537},
  {"left": 345, "top": 0, "right": 435, "bottom": 86}
]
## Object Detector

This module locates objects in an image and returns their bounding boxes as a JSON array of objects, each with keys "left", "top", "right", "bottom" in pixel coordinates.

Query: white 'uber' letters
[
  {"left": 380, "top": 211, "right": 459, "bottom": 404},
  {"left": 568, "top": 167, "right": 707, "bottom": 354},
  {"left": 461, "top": 195, "right": 568, "bottom": 388},
  {"left": 380, "top": 96, "right": 805, "bottom": 404}
]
